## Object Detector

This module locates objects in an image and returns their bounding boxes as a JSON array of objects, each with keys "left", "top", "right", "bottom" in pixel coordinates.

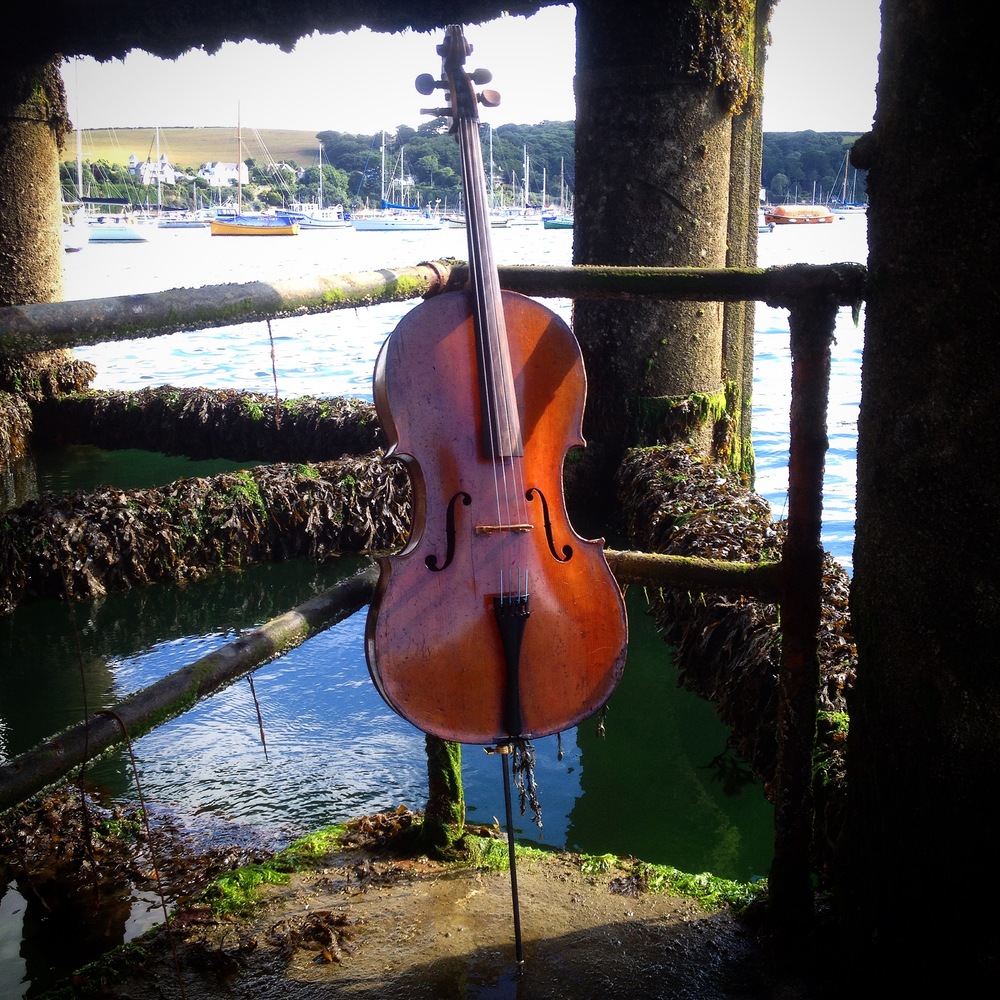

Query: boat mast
[
  {"left": 236, "top": 106, "right": 242, "bottom": 214},
  {"left": 155, "top": 126, "right": 162, "bottom": 214},
  {"left": 76, "top": 125, "right": 83, "bottom": 201},
  {"left": 71, "top": 58, "right": 85, "bottom": 206},
  {"left": 522, "top": 145, "right": 529, "bottom": 210},
  {"left": 380, "top": 130, "right": 386, "bottom": 205}
]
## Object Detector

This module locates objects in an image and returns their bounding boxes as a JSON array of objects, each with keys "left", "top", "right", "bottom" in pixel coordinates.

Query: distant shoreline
[
  {"left": 70, "top": 126, "right": 323, "bottom": 169},
  {"left": 70, "top": 125, "right": 864, "bottom": 170}
]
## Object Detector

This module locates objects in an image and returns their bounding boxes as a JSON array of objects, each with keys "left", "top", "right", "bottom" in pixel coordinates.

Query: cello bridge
[{"left": 475, "top": 523, "right": 533, "bottom": 534}]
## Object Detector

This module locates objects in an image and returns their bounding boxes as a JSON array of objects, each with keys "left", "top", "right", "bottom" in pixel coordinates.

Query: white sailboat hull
[
  {"left": 88, "top": 221, "right": 149, "bottom": 243},
  {"left": 351, "top": 214, "right": 442, "bottom": 231}
]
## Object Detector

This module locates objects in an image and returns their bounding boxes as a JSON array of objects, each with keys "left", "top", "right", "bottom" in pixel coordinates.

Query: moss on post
[
  {"left": 417, "top": 735, "right": 465, "bottom": 856},
  {"left": 0, "top": 391, "right": 32, "bottom": 464},
  {"left": 633, "top": 388, "right": 736, "bottom": 461}
]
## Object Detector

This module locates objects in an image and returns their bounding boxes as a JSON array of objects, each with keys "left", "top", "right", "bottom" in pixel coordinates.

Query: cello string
[
  {"left": 477, "top": 167, "right": 528, "bottom": 534},
  {"left": 461, "top": 118, "right": 531, "bottom": 568},
  {"left": 460, "top": 117, "right": 507, "bottom": 536}
]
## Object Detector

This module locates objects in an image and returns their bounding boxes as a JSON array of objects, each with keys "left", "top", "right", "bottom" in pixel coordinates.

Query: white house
[
  {"left": 128, "top": 153, "right": 176, "bottom": 186},
  {"left": 198, "top": 161, "right": 249, "bottom": 188}
]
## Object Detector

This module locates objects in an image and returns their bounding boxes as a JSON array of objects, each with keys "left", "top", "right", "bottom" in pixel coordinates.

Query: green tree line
[
  {"left": 59, "top": 127, "right": 864, "bottom": 213},
  {"left": 762, "top": 130, "right": 866, "bottom": 206}
]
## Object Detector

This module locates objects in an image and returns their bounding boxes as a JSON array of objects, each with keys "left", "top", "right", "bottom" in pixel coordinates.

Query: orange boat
[
  {"left": 764, "top": 204, "right": 835, "bottom": 225},
  {"left": 209, "top": 215, "right": 299, "bottom": 236}
]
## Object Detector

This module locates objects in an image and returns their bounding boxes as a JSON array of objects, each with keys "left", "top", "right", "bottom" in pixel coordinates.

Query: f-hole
[
  {"left": 525, "top": 487, "right": 573, "bottom": 562},
  {"left": 425, "top": 491, "right": 472, "bottom": 571}
]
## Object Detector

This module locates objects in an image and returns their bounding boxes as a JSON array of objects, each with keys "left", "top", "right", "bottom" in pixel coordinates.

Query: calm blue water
[
  {"left": 1, "top": 216, "right": 867, "bottom": 997},
  {"left": 751, "top": 216, "right": 866, "bottom": 573}
]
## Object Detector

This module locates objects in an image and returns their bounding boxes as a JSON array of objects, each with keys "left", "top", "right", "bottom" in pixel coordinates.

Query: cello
[
  {"left": 364, "top": 23, "right": 628, "bottom": 975},
  {"left": 365, "top": 24, "right": 627, "bottom": 750}
]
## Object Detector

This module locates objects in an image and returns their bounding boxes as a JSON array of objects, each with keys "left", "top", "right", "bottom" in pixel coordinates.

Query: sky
[{"left": 61, "top": 1, "right": 880, "bottom": 135}]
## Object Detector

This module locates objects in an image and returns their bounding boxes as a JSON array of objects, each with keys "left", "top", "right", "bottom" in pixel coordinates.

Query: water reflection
[
  {"left": 4, "top": 864, "right": 132, "bottom": 999},
  {"left": 1, "top": 442, "right": 263, "bottom": 514},
  {"left": 0, "top": 557, "right": 365, "bottom": 774},
  {"left": 2, "top": 570, "right": 774, "bottom": 993},
  {"left": 2, "top": 556, "right": 773, "bottom": 875},
  {"left": 568, "top": 597, "right": 772, "bottom": 880}
]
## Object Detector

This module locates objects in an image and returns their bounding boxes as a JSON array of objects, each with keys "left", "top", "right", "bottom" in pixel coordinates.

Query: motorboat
[{"left": 763, "top": 204, "right": 835, "bottom": 225}]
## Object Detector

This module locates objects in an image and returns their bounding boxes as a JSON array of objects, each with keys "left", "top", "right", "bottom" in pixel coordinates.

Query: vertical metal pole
[
  {"left": 769, "top": 292, "right": 838, "bottom": 930},
  {"left": 501, "top": 747, "right": 525, "bottom": 974}
]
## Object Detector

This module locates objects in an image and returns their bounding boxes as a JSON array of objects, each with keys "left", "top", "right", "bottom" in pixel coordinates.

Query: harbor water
[{"left": 1, "top": 214, "right": 867, "bottom": 996}]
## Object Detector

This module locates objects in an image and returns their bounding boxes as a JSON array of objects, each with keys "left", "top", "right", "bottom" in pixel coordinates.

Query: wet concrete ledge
[
  {"left": 0, "top": 453, "right": 407, "bottom": 614},
  {"left": 30, "top": 386, "right": 383, "bottom": 462}
]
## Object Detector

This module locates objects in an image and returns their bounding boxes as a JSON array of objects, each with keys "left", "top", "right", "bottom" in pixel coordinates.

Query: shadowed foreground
[{"left": 69, "top": 828, "right": 834, "bottom": 1000}]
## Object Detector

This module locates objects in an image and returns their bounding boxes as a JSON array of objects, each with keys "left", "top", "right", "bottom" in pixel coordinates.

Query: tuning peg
[
  {"left": 479, "top": 89, "right": 501, "bottom": 108},
  {"left": 415, "top": 73, "right": 443, "bottom": 95},
  {"left": 470, "top": 68, "right": 493, "bottom": 85}
]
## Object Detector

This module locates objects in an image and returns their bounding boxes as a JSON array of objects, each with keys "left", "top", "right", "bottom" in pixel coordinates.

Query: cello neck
[{"left": 442, "top": 25, "right": 523, "bottom": 460}]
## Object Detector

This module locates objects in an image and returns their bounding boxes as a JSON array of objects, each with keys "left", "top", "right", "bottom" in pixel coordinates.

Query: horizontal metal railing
[{"left": 0, "top": 260, "right": 865, "bottom": 355}]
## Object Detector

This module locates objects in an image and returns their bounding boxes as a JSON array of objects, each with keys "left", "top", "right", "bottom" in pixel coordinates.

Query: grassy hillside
[{"left": 71, "top": 127, "right": 323, "bottom": 170}]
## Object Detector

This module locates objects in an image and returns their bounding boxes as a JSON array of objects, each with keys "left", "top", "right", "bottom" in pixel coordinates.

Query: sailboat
[
  {"left": 210, "top": 113, "right": 299, "bottom": 236},
  {"left": 83, "top": 203, "right": 150, "bottom": 242},
  {"left": 210, "top": 213, "right": 299, "bottom": 236},
  {"left": 542, "top": 157, "right": 573, "bottom": 229},
  {"left": 86, "top": 208, "right": 151, "bottom": 242},
  {"left": 442, "top": 127, "right": 514, "bottom": 228},
  {"left": 154, "top": 127, "right": 210, "bottom": 228},
  {"left": 507, "top": 145, "right": 541, "bottom": 225},
  {"left": 61, "top": 204, "right": 87, "bottom": 252},
  {"left": 278, "top": 143, "right": 349, "bottom": 229},
  {"left": 76, "top": 134, "right": 150, "bottom": 243},
  {"left": 65, "top": 58, "right": 148, "bottom": 244},
  {"left": 764, "top": 204, "right": 835, "bottom": 225},
  {"left": 351, "top": 132, "right": 441, "bottom": 231},
  {"left": 828, "top": 150, "right": 867, "bottom": 215}
]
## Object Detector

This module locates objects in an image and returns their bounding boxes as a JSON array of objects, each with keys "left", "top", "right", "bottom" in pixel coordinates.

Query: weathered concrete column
[
  {"left": 571, "top": 0, "right": 763, "bottom": 504},
  {"left": 0, "top": 60, "right": 68, "bottom": 306},
  {"left": 723, "top": 1, "right": 773, "bottom": 480},
  {"left": 0, "top": 59, "right": 87, "bottom": 464}
]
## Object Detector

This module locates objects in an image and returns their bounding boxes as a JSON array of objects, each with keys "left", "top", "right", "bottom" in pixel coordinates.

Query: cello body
[{"left": 364, "top": 25, "right": 627, "bottom": 745}]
